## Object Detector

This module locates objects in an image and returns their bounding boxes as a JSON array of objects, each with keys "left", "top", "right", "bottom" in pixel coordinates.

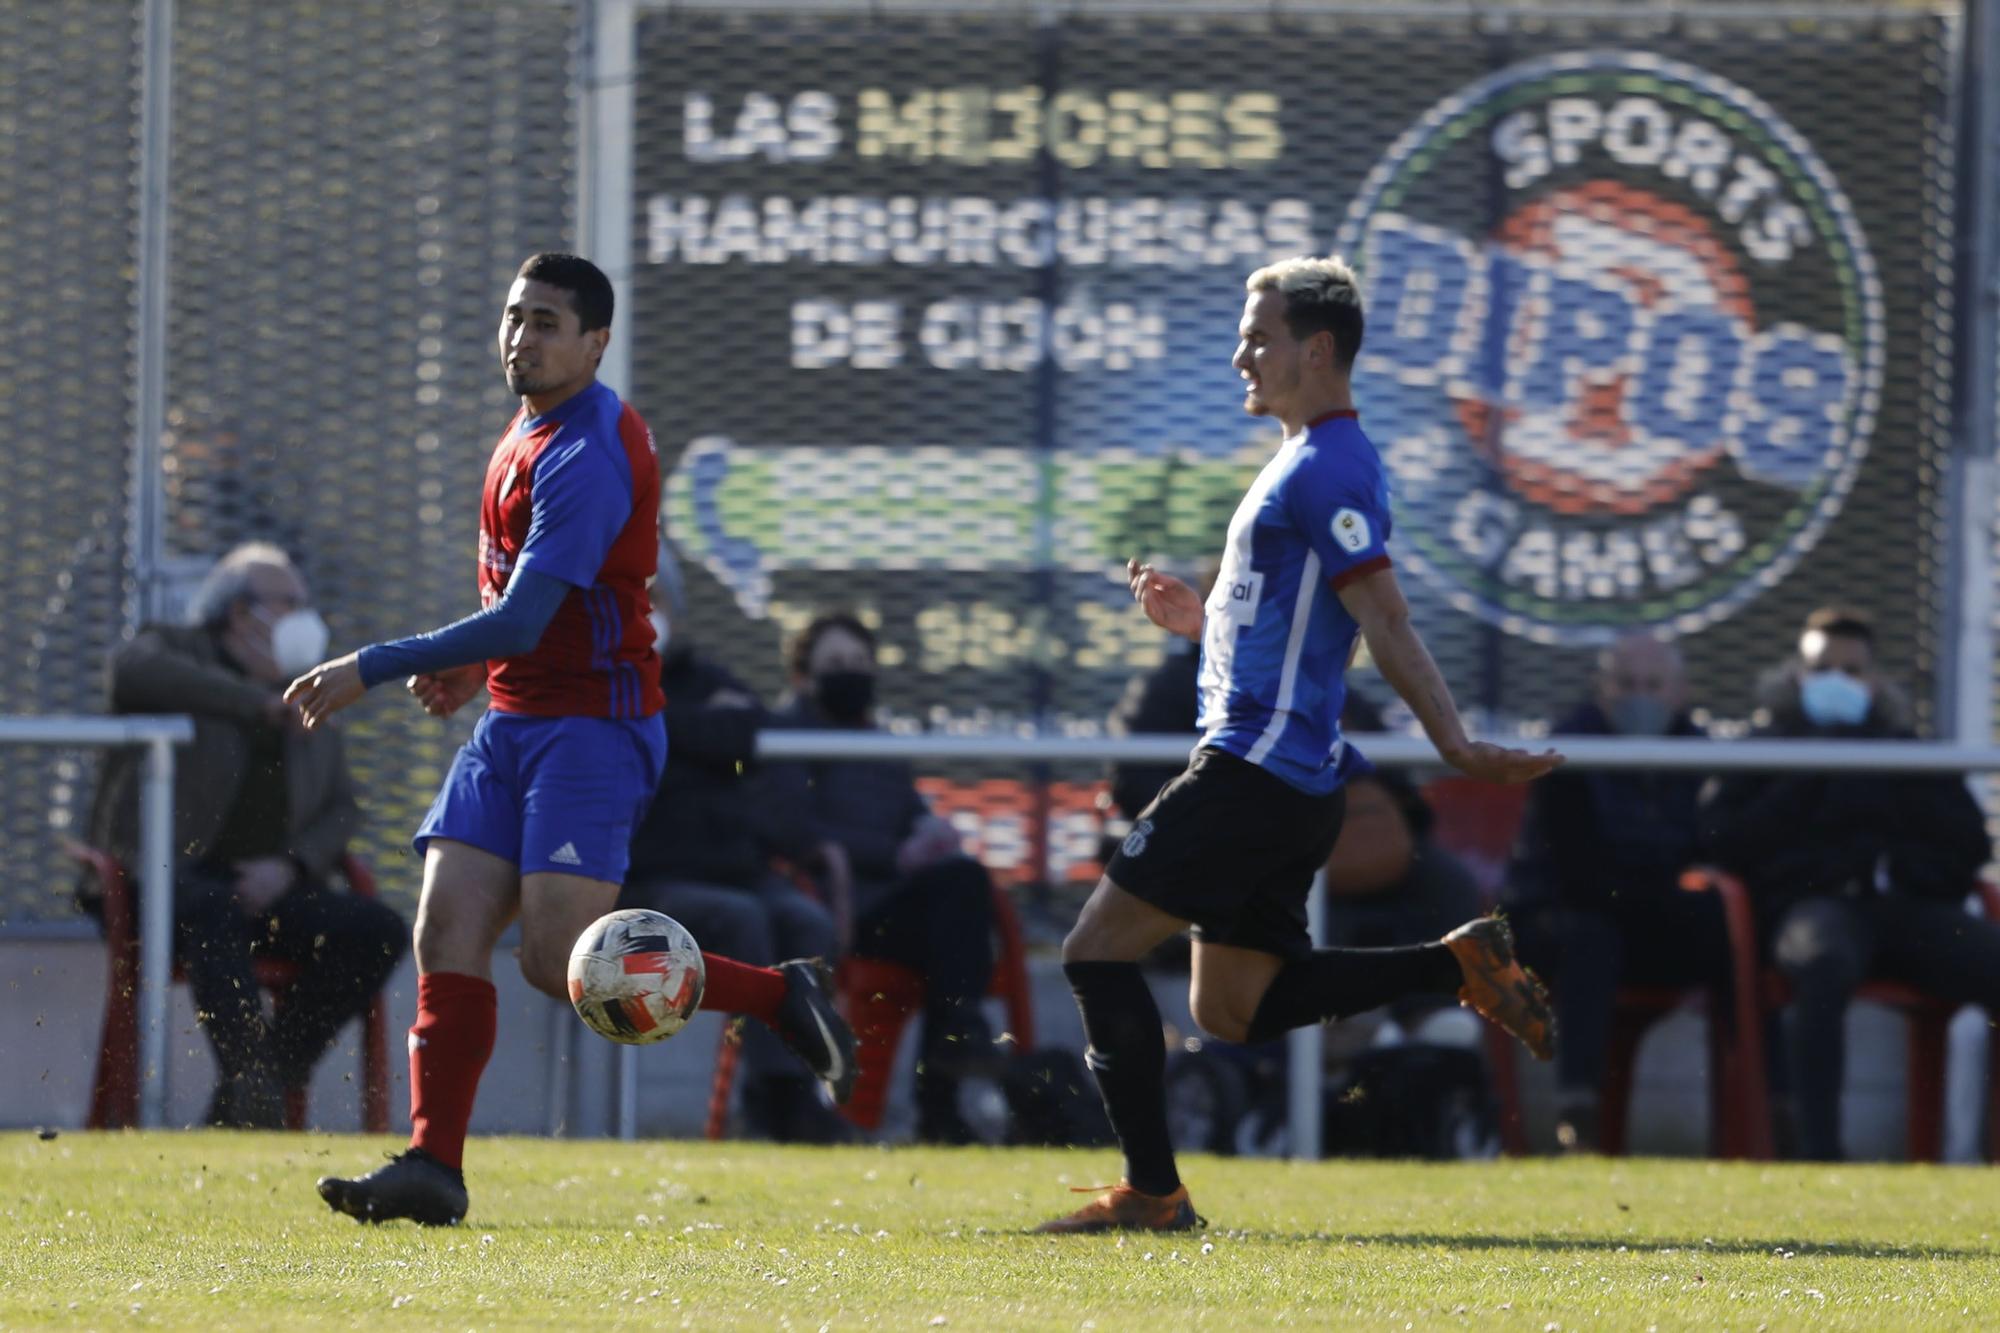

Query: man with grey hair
[
  {"left": 1038, "top": 256, "right": 1562, "bottom": 1232},
  {"left": 1504, "top": 631, "right": 1726, "bottom": 1151},
  {"left": 82, "top": 542, "right": 405, "bottom": 1128}
]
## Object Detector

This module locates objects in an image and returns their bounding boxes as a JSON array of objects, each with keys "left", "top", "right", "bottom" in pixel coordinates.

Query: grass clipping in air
[{"left": 7, "top": 1132, "right": 2000, "bottom": 1329}]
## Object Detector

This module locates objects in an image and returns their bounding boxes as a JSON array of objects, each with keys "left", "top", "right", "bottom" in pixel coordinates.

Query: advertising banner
[{"left": 630, "top": 8, "right": 1953, "bottom": 877}]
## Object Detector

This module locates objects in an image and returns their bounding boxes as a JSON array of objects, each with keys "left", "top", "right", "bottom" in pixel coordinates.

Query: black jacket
[
  {"left": 761, "top": 695, "right": 931, "bottom": 919},
  {"left": 625, "top": 646, "right": 813, "bottom": 888},
  {"left": 1700, "top": 673, "right": 1990, "bottom": 907},
  {"left": 83, "top": 622, "right": 359, "bottom": 907},
  {"left": 1504, "top": 700, "right": 1707, "bottom": 910}
]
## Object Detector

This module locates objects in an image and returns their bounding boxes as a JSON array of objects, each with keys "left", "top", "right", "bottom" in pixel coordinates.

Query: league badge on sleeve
[{"left": 1332, "top": 508, "right": 1372, "bottom": 554}]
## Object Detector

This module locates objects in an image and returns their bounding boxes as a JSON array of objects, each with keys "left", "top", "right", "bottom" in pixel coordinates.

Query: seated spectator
[
  {"left": 619, "top": 601, "right": 847, "bottom": 1143},
  {"left": 763, "top": 611, "right": 1000, "bottom": 1144},
  {"left": 1701, "top": 606, "right": 1998, "bottom": 1160},
  {"left": 80, "top": 543, "right": 406, "bottom": 1128},
  {"left": 1319, "top": 692, "right": 1482, "bottom": 956},
  {"left": 1504, "top": 632, "right": 1728, "bottom": 1151}
]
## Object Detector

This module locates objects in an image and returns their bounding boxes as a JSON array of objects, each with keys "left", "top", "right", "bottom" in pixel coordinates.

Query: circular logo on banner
[{"left": 1333, "top": 51, "right": 1885, "bottom": 645}]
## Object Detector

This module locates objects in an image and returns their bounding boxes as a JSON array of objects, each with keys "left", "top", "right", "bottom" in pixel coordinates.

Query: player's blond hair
[{"left": 1246, "top": 256, "right": 1365, "bottom": 367}]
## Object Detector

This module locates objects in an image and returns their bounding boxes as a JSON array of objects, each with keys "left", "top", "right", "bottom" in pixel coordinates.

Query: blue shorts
[{"left": 414, "top": 711, "right": 668, "bottom": 884}]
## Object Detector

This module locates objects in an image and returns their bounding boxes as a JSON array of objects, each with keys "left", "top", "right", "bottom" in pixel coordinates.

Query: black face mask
[{"left": 814, "top": 670, "right": 876, "bottom": 723}]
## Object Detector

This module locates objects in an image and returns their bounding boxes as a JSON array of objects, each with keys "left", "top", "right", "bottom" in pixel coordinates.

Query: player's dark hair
[
  {"left": 789, "top": 610, "right": 877, "bottom": 679},
  {"left": 516, "top": 252, "right": 614, "bottom": 333},
  {"left": 1804, "top": 605, "right": 1874, "bottom": 645}
]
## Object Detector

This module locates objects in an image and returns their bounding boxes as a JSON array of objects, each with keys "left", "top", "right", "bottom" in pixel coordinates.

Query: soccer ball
[{"left": 566, "top": 909, "right": 706, "bottom": 1045}]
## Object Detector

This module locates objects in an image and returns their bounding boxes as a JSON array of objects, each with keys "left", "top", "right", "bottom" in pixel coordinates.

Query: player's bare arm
[
  {"left": 283, "top": 652, "right": 366, "bottom": 730},
  {"left": 1127, "top": 556, "right": 1204, "bottom": 641},
  {"left": 288, "top": 655, "right": 486, "bottom": 728},
  {"left": 1337, "top": 564, "right": 1563, "bottom": 784}
]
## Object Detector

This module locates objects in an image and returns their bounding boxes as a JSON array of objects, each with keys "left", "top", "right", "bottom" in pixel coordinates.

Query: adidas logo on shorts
[{"left": 549, "top": 841, "right": 584, "bottom": 867}]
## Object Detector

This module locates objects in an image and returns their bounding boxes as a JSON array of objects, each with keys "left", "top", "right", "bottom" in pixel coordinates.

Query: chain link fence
[
  {"left": 634, "top": 2, "right": 1965, "bottom": 892},
  {"left": 1, "top": 2, "right": 143, "bottom": 927},
  {"left": 2, "top": 0, "right": 576, "bottom": 925},
  {"left": 0, "top": 0, "right": 1986, "bottom": 924},
  {"left": 154, "top": 0, "right": 576, "bottom": 925}
]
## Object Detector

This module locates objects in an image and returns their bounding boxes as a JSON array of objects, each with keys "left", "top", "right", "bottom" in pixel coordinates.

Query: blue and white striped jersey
[{"left": 1196, "top": 410, "right": 1392, "bottom": 795}]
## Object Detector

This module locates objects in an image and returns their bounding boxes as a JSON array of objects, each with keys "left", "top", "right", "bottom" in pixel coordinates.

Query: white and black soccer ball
[{"left": 566, "top": 909, "right": 706, "bottom": 1045}]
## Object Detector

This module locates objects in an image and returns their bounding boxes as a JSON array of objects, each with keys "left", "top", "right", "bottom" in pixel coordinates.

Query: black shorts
[{"left": 1106, "top": 746, "right": 1348, "bottom": 960}]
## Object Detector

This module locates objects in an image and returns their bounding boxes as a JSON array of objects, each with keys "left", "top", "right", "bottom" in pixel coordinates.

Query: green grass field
[{"left": 6, "top": 1133, "right": 2000, "bottom": 1330}]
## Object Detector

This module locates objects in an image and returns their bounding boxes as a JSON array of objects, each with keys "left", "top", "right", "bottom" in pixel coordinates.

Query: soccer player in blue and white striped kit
[{"left": 1039, "top": 256, "right": 1564, "bottom": 1234}]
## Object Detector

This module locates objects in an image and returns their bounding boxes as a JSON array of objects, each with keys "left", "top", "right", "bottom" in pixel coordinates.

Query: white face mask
[{"left": 268, "top": 608, "right": 330, "bottom": 677}]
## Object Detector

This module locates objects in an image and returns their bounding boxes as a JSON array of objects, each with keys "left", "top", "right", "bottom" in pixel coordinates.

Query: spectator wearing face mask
[
  {"left": 1502, "top": 632, "right": 1729, "bottom": 1151},
  {"left": 1700, "top": 606, "right": 1997, "bottom": 1160},
  {"left": 761, "top": 611, "right": 1001, "bottom": 1143},
  {"left": 79, "top": 543, "right": 407, "bottom": 1128}
]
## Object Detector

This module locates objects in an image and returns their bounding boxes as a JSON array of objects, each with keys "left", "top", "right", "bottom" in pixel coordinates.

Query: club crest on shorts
[
  {"left": 1333, "top": 51, "right": 1884, "bottom": 646},
  {"left": 1121, "top": 818, "right": 1154, "bottom": 859}
]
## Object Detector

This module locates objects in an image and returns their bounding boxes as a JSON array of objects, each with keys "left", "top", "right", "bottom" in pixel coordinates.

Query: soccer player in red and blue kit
[{"left": 287, "top": 254, "right": 853, "bottom": 1226}]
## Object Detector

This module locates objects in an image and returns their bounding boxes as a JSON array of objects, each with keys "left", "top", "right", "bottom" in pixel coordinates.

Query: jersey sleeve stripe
[
  {"left": 581, "top": 585, "right": 603, "bottom": 668},
  {"left": 1244, "top": 550, "right": 1324, "bottom": 767},
  {"left": 1328, "top": 554, "right": 1392, "bottom": 590},
  {"left": 601, "top": 587, "right": 619, "bottom": 672},
  {"left": 586, "top": 585, "right": 618, "bottom": 680},
  {"left": 599, "top": 587, "right": 619, "bottom": 674},
  {"left": 600, "top": 589, "right": 621, "bottom": 690}
]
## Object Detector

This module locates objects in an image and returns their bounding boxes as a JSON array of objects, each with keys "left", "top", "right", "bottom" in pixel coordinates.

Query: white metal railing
[
  {"left": 756, "top": 728, "right": 2000, "bottom": 1159},
  {"left": 45, "top": 721, "right": 2000, "bottom": 1143},
  {"left": 758, "top": 730, "right": 2000, "bottom": 773},
  {"left": 1, "top": 715, "right": 192, "bottom": 1130}
]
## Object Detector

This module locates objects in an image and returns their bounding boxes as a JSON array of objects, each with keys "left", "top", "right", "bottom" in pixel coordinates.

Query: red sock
[
  {"left": 407, "top": 971, "right": 497, "bottom": 1172},
  {"left": 697, "top": 952, "right": 786, "bottom": 1025}
]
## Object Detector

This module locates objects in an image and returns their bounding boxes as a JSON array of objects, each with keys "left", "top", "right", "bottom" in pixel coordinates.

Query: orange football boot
[
  {"left": 1443, "top": 915, "right": 1556, "bottom": 1061},
  {"left": 1034, "top": 1182, "right": 1205, "bottom": 1234}
]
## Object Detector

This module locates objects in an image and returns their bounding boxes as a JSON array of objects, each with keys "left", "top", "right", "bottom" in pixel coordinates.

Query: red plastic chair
[
  {"left": 80, "top": 846, "right": 393, "bottom": 1132},
  {"left": 1594, "top": 976, "right": 1753, "bottom": 1158},
  {"left": 1676, "top": 867, "right": 2000, "bottom": 1162},
  {"left": 1419, "top": 776, "right": 1532, "bottom": 903},
  {"left": 1420, "top": 777, "right": 1541, "bottom": 1153},
  {"left": 705, "top": 880, "right": 1037, "bottom": 1138},
  {"left": 1423, "top": 777, "right": 1746, "bottom": 1156},
  {"left": 1440, "top": 766, "right": 2000, "bottom": 1160}
]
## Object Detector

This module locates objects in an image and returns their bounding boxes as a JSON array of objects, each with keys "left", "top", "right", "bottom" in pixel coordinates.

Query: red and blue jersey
[{"left": 477, "top": 380, "right": 664, "bottom": 719}]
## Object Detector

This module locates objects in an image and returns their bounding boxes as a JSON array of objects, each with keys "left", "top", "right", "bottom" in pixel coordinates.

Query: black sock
[
  {"left": 1064, "top": 961, "right": 1180, "bottom": 1197},
  {"left": 1244, "top": 944, "right": 1463, "bottom": 1043}
]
